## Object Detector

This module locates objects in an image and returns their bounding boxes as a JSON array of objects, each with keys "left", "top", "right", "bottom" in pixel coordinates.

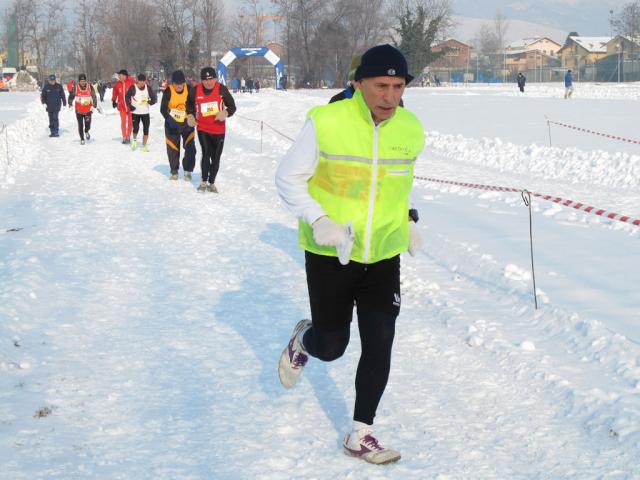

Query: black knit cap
[
  {"left": 354, "top": 44, "right": 413, "bottom": 84},
  {"left": 171, "top": 70, "right": 186, "bottom": 84},
  {"left": 200, "top": 67, "right": 216, "bottom": 80},
  {"left": 78, "top": 73, "right": 87, "bottom": 81},
  {"left": 137, "top": 73, "right": 146, "bottom": 81},
  {"left": 117, "top": 69, "right": 128, "bottom": 76}
]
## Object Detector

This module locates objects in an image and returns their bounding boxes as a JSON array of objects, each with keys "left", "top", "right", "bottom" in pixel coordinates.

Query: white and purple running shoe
[
  {"left": 278, "top": 319, "right": 311, "bottom": 388},
  {"left": 343, "top": 428, "right": 401, "bottom": 465}
]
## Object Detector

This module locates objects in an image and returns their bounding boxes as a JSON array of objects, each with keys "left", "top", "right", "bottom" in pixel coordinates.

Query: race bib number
[
  {"left": 201, "top": 101, "right": 219, "bottom": 117},
  {"left": 170, "top": 109, "right": 186, "bottom": 122},
  {"left": 76, "top": 97, "right": 91, "bottom": 106}
]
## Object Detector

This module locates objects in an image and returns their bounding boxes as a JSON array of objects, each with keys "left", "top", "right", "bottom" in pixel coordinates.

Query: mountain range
[{"left": 452, "top": 0, "right": 620, "bottom": 37}]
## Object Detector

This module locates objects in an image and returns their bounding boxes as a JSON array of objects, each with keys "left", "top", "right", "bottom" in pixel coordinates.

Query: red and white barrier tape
[
  {"left": 548, "top": 120, "right": 640, "bottom": 145},
  {"left": 414, "top": 175, "right": 640, "bottom": 227}
]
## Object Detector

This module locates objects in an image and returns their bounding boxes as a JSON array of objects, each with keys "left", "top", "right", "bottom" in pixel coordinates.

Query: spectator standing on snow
[
  {"left": 112, "top": 69, "right": 136, "bottom": 144},
  {"left": 160, "top": 70, "right": 196, "bottom": 181},
  {"left": 41, "top": 74, "right": 66, "bottom": 137},
  {"left": 186, "top": 66, "right": 236, "bottom": 193},
  {"left": 275, "top": 44, "right": 425, "bottom": 465},
  {"left": 240, "top": 77, "right": 246, "bottom": 93},
  {"left": 254, "top": 79, "right": 260, "bottom": 93},
  {"left": 68, "top": 73, "right": 97, "bottom": 145},
  {"left": 97, "top": 80, "right": 107, "bottom": 102},
  {"left": 517, "top": 72, "right": 526, "bottom": 93},
  {"left": 125, "top": 73, "right": 157, "bottom": 152},
  {"left": 564, "top": 69, "right": 574, "bottom": 99}
]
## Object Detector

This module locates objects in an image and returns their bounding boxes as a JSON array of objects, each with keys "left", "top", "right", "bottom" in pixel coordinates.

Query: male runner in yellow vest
[
  {"left": 160, "top": 70, "right": 196, "bottom": 181},
  {"left": 276, "top": 44, "right": 424, "bottom": 465}
]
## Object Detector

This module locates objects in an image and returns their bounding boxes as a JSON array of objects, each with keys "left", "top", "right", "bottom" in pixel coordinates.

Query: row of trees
[
  {"left": 611, "top": 1, "right": 640, "bottom": 40},
  {"left": 2, "top": 0, "right": 460, "bottom": 86}
]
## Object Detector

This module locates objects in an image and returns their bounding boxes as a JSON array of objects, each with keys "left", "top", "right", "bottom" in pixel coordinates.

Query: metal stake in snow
[{"left": 521, "top": 190, "right": 538, "bottom": 309}]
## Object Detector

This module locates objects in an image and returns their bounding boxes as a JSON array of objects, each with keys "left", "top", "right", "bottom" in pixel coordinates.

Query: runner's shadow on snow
[
  {"left": 213, "top": 260, "right": 350, "bottom": 440},
  {"left": 152, "top": 165, "right": 204, "bottom": 184},
  {"left": 259, "top": 223, "right": 304, "bottom": 269}
]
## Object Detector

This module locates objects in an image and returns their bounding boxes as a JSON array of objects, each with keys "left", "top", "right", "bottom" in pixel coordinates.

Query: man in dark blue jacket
[{"left": 40, "top": 74, "right": 66, "bottom": 137}]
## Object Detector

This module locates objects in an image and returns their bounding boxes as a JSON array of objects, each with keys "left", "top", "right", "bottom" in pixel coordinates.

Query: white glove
[
  {"left": 186, "top": 114, "right": 197, "bottom": 127},
  {"left": 215, "top": 110, "right": 228, "bottom": 121},
  {"left": 408, "top": 221, "right": 422, "bottom": 257},
  {"left": 312, "top": 216, "right": 348, "bottom": 247}
]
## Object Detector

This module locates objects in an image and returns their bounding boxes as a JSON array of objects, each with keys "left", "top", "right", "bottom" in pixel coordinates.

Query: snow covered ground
[{"left": 1, "top": 82, "right": 639, "bottom": 479}]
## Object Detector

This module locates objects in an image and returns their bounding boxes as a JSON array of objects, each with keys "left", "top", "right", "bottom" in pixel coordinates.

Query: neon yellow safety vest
[{"left": 300, "top": 88, "right": 425, "bottom": 264}]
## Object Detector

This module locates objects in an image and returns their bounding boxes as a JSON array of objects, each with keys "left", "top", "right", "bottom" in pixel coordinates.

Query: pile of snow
[{"left": 8, "top": 71, "right": 39, "bottom": 92}]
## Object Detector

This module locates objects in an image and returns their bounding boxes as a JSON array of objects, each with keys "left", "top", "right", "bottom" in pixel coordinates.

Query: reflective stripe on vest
[
  {"left": 168, "top": 84, "right": 188, "bottom": 122},
  {"left": 195, "top": 83, "right": 225, "bottom": 134},
  {"left": 300, "top": 88, "right": 424, "bottom": 264},
  {"left": 74, "top": 84, "right": 93, "bottom": 114}
]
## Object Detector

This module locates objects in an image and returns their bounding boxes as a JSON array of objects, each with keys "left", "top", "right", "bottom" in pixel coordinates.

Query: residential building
[
  {"left": 430, "top": 39, "right": 473, "bottom": 71},
  {"left": 505, "top": 37, "right": 562, "bottom": 58},
  {"left": 558, "top": 35, "right": 611, "bottom": 71},
  {"left": 604, "top": 35, "right": 640, "bottom": 59}
]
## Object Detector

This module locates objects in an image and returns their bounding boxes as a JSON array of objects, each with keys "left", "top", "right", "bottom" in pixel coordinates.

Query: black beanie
[
  {"left": 137, "top": 73, "right": 146, "bottom": 81},
  {"left": 354, "top": 44, "right": 413, "bottom": 84},
  {"left": 200, "top": 67, "right": 217, "bottom": 80},
  {"left": 171, "top": 70, "right": 186, "bottom": 84},
  {"left": 78, "top": 73, "right": 87, "bottom": 81}
]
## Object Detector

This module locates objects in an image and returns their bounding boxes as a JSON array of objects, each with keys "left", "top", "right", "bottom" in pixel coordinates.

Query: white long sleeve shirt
[{"left": 275, "top": 118, "right": 326, "bottom": 225}]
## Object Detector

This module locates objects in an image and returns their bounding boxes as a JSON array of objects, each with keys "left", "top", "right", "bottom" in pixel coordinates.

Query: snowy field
[{"left": 1, "top": 82, "right": 639, "bottom": 479}]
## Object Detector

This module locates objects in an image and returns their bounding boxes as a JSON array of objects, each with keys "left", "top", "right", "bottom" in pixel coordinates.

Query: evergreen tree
[{"left": 394, "top": 5, "right": 448, "bottom": 77}]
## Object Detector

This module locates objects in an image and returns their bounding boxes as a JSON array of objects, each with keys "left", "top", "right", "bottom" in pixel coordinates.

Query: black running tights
[
  {"left": 76, "top": 113, "right": 92, "bottom": 140},
  {"left": 197, "top": 131, "right": 225, "bottom": 184}
]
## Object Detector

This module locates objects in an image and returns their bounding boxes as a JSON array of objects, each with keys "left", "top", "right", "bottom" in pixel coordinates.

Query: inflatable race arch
[{"left": 216, "top": 47, "right": 286, "bottom": 90}]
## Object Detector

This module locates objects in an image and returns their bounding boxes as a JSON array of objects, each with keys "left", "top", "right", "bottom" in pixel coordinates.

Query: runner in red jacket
[
  {"left": 185, "top": 67, "right": 236, "bottom": 192},
  {"left": 111, "top": 69, "right": 136, "bottom": 144}
]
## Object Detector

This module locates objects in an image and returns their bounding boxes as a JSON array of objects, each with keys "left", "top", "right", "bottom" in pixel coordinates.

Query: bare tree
[
  {"left": 155, "top": 0, "right": 195, "bottom": 72},
  {"left": 493, "top": 10, "right": 509, "bottom": 53},
  {"left": 6, "top": 0, "right": 66, "bottom": 82},
  {"left": 8, "top": 0, "right": 35, "bottom": 69},
  {"left": 199, "top": 0, "right": 223, "bottom": 66},
  {"left": 612, "top": 1, "right": 640, "bottom": 39},
  {"left": 73, "top": 0, "right": 105, "bottom": 80},
  {"left": 104, "top": 0, "right": 158, "bottom": 74},
  {"left": 272, "top": 0, "right": 327, "bottom": 85},
  {"left": 328, "top": 0, "right": 392, "bottom": 85},
  {"left": 471, "top": 10, "right": 509, "bottom": 78}
]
